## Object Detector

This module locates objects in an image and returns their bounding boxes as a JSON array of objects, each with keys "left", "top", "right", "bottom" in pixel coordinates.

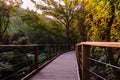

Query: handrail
[
  {"left": 0, "top": 44, "right": 68, "bottom": 47},
  {"left": 76, "top": 42, "right": 120, "bottom": 80},
  {"left": 0, "top": 44, "right": 69, "bottom": 80},
  {"left": 79, "top": 42, "right": 120, "bottom": 47}
]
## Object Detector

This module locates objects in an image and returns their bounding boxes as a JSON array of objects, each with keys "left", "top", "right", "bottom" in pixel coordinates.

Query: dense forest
[
  {"left": 0, "top": 0, "right": 120, "bottom": 80},
  {"left": 0, "top": 0, "right": 120, "bottom": 45}
]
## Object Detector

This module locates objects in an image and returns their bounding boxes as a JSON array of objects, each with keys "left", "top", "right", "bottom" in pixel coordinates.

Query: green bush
[{"left": 12, "top": 36, "right": 30, "bottom": 45}]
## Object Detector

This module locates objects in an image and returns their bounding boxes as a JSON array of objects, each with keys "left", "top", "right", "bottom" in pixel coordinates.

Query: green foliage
[
  {"left": 20, "top": 10, "right": 68, "bottom": 44},
  {"left": 0, "top": 0, "right": 22, "bottom": 44},
  {"left": 0, "top": 50, "right": 32, "bottom": 79},
  {"left": 32, "top": 0, "right": 80, "bottom": 45},
  {"left": 80, "top": 0, "right": 120, "bottom": 41},
  {"left": 12, "top": 36, "right": 30, "bottom": 45},
  {"left": 0, "top": 31, "right": 12, "bottom": 44},
  {"left": 90, "top": 47, "right": 120, "bottom": 79},
  {"left": 1, "top": 0, "right": 120, "bottom": 79}
]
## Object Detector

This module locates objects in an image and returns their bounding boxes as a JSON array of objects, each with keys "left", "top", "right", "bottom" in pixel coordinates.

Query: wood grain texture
[
  {"left": 31, "top": 51, "right": 79, "bottom": 80},
  {"left": 77, "top": 42, "right": 120, "bottom": 48}
]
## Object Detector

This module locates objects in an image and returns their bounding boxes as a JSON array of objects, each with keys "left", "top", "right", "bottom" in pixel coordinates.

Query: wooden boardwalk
[{"left": 30, "top": 51, "right": 79, "bottom": 80}]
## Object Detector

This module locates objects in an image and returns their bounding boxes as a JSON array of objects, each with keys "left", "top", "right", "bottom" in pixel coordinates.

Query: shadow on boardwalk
[{"left": 31, "top": 51, "right": 79, "bottom": 80}]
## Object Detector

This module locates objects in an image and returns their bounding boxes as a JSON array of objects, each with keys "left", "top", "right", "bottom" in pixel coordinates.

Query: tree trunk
[
  {"left": 105, "top": 2, "right": 115, "bottom": 64},
  {"left": 105, "top": 2, "right": 115, "bottom": 42},
  {"left": 105, "top": 2, "right": 119, "bottom": 79},
  {"left": 78, "top": 2, "right": 87, "bottom": 42},
  {"left": 66, "top": 24, "right": 70, "bottom": 50}
]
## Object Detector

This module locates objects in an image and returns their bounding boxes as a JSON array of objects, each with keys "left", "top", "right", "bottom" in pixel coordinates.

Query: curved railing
[{"left": 76, "top": 42, "right": 120, "bottom": 80}]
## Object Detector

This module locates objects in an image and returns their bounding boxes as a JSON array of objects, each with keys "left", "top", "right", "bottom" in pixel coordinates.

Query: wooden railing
[
  {"left": 76, "top": 42, "right": 120, "bottom": 80},
  {"left": 0, "top": 44, "right": 69, "bottom": 80}
]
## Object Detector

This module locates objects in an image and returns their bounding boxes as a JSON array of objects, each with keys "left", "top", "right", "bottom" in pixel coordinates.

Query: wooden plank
[
  {"left": 30, "top": 51, "right": 79, "bottom": 80},
  {"left": 77, "top": 42, "right": 120, "bottom": 48}
]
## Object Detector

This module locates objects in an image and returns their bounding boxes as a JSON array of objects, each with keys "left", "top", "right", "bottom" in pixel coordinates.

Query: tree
[
  {"left": 31, "top": 0, "right": 80, "bottom": 49},
  {"left": 0, "top": 0, "right": 22, "bottom": 44},
  {"left": 82, "top": 0, "right": 120, "bottom": 41},
  {"left": 74, "top": 1, "right": 87, "bottom": 41},
  {"left": 21, "top": 10, "right": 66, "bottom": 44},
  {"left": 82, "top": 0, "right": 120, "bottom": 79}
]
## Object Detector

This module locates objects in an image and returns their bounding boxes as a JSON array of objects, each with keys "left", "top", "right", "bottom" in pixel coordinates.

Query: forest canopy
[{"left": 0, "top": 0, "right": 120, "bottom": 45}]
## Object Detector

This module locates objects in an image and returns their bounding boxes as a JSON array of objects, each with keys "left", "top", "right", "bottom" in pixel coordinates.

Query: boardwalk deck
[{"left": 30, "top": 51, "right": 79, "bottom": 80}]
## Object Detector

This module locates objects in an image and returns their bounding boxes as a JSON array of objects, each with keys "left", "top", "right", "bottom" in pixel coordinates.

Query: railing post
[
  {"left": 64, "top": 44, "right": 67, "bottom": 52},
  {"left": 76, "top": 45, "right": 82, "bottom": 79},
  {"left": 34, "top": 46, "right": 39, "bottom": 69},
  {"left": 58, "top": 45, "right": 61, "bottom": 54},
  {"left": 62, "top": 45, "right": 64, "bottom": 52},
  {"left": 64, "top": 45, "right": 65, "bottom": 52},
  {"left": 66, "top": 44, "right": 68, "bottom": 51},
  {"left": 55, "top": 45, "right": 57, "bottom": 55},
  {"left": 48, "top": 45, "right": 51, "bottom": 59},
  {"left": 82, "top": 45, "right": 90, "bottom": 80}
]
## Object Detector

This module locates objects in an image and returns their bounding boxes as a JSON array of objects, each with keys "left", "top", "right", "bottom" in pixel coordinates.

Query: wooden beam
[
  {"left": 82, "top": 45, "right": 91, "bottom": 80},
  {"left": 34, "top": 46, "right": 39, "bottom": 69},
  {"left": 77, "top": 42, "right": 120, "bottom": 48},
  {"left": 76, "top": 44, "right": 82, "bottom": 80}
]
